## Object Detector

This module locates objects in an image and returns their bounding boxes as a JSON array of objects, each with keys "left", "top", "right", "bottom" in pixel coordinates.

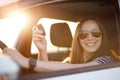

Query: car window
[{"left": 27, "top": 1, "right": 119, "bottom": 61}]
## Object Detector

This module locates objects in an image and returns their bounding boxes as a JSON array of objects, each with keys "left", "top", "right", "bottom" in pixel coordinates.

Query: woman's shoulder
[{"left": 93, "top": 55, "right": 114, "bottom": 64}]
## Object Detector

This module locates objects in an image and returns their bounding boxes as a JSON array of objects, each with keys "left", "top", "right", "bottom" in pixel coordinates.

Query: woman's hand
[
  {"left": 32, "top": 25, "right": 48, "bottom": 61},
  {"left": 32, "top": 25, "right": 47, "bottom": 53}
]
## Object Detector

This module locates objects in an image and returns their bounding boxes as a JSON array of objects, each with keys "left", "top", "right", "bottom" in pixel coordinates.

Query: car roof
[{"left": 0, "top": 0, "right": 118, "bottom": 21}]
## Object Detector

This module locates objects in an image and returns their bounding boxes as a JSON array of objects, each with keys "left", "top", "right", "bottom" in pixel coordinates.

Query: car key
[{"left": 37, "top": 24, "right": 46, "bottom": 36}]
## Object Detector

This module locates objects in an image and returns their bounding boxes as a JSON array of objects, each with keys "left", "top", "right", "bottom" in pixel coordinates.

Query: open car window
[
  {"left": 27, "top": 0, "right": 120, "bottom": 62},
  {"left": 0, "top": 0, "right": 120, "bottom": 80}
]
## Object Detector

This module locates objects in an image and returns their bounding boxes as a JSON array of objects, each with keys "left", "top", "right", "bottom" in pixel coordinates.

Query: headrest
[{"left": 50, "top": 23, "right": 72, "bottom": 48}]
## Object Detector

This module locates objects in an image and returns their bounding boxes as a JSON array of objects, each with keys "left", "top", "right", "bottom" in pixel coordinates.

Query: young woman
[{"left": 3, "top": 17, "right": 115, "bottom": 72}]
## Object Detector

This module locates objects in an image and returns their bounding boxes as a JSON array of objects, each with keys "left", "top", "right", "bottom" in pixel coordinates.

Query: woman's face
[{"left": 79, "top": 20, "right": 102, "bottom": 53}]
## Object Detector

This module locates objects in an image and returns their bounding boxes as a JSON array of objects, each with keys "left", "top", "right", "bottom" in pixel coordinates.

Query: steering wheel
[
  {"left": 0, "top": 40, "right": 36, "bottom": 75},
  {"left": 0, "top": 40, "right": 20, "bottom": 80},
  {"left": 0, "top": 40, "right": 7, "bottom": 50}
]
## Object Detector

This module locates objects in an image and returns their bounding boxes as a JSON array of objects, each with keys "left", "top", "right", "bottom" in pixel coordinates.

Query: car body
[{"left": 0, "top": 0, "right": 120, "bottom": 80}]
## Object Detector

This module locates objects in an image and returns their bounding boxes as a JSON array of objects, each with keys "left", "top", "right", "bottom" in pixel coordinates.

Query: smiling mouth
[{"left": 86, "top": 42, "right": 96, "bottom": 46}]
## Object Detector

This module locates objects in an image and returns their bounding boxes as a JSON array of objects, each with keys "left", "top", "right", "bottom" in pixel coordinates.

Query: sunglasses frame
[{"left": 79, "top": 30, "right": 102, "bottom": 40}]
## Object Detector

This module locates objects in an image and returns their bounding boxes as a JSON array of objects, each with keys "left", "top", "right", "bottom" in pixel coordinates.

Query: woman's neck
[{"left": 83, "top": 51, "right": 95, "bottom": 63}]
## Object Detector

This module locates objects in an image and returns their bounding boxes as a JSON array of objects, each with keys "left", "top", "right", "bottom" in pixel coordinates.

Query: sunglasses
[{"left": 79, "top": 30, "right": 102, "bottom": 40}]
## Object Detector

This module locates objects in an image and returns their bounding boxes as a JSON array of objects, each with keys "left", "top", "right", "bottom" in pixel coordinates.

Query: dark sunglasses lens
[
  {"left": 79, "top": 32, "right": 88, "bottom": 40},
  {"left": 92, "top": 31, "right": 101, "bottom": 38}
]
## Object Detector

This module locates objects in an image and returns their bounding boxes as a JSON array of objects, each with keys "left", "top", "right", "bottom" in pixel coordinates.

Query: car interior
[
  {"left": 11, "top": 0, "right": 119, "bottom": 60},
  {"left": 0, "top": 0, "right": 120, "bottom": 80}
]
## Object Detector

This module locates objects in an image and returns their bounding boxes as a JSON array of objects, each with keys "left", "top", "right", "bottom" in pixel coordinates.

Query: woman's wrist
[
  {"left": 38, "top": 47, "right": 47, "bottom": 53},
  {"left": 38, "top": 50, "right": 48, "bottom": 61}
]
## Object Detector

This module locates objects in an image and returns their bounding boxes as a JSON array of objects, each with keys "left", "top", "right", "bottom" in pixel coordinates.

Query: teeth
[{"left": 86, "top": 43, "right": 95, "bottom": 46}]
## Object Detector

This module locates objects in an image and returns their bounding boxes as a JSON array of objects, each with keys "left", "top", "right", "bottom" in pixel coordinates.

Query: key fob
[{"left": 37, "top": 24, "right": 46, "bottom": 36}]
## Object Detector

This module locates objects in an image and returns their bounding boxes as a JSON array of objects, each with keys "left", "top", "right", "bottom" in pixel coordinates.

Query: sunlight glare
[
  {"left": 0, "top": 12, "right": 27, "bottom": 48},
  {"left": 10, "top": 12, "right": 27, "bottom": 27}
]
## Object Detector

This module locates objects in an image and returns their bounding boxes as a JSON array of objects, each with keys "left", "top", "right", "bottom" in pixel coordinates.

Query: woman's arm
[
  {"left": 34, "top": 60, "right": 98, "bottom": 72},
  {"left": 3, "top": 48, "right": 98, "bottom": 72}
]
